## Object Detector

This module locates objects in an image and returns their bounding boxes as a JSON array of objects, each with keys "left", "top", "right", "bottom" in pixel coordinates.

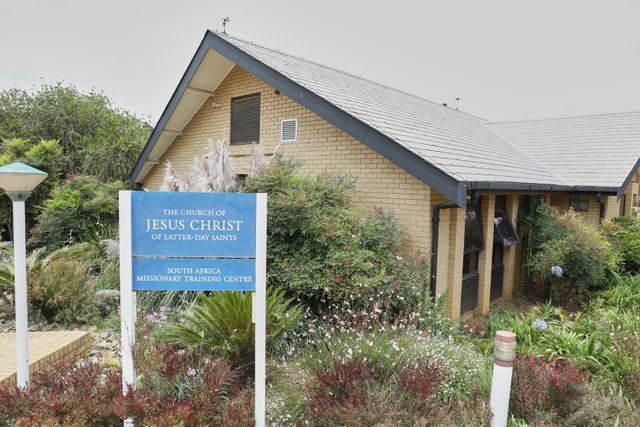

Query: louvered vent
[
  {"left": 230, "top": 93, "right": 260, "bottom": 145},
  {"left": 281, "top": 119, "right": 297, "bottom": 142}
]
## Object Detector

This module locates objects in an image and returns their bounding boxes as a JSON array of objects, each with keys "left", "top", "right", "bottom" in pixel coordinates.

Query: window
[
  {"left": 230, "top": 93, "right": 260, "bottom": 145},
  {"left": 464, "top": 197, "right": 484, "bottom": 253},
  {"left": 281, "top": 119, "right": 298, "bottom": 142},
  {"left": 463, "top": 251, "right": 479, "bottom": 275},
  {"left": 569, "top": 193, "right": 589, "bottom": 212}
]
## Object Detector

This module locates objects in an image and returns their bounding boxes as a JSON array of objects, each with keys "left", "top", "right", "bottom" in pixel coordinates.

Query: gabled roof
[
  {"left": 486, "top": 111, "right": 640, "bottom": 198},
  {"left": 131, "top": 30, "right": 640, "bottom": 207}
]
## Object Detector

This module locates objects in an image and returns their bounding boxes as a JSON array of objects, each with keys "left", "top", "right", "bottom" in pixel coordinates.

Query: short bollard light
[
  {"left": 490, "top": 330, "right": 517, "bottom": 427},
  {"left": 0, "top": 162, "right": 48, "bottom": 388}
]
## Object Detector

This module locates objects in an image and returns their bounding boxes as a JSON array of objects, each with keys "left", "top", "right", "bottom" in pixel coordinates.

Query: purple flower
[
  {"left": 187, "top": 367, "right": 197, "bottom": 377},
  {"left": 550, "top": 265, "right": 563, "bottom": 278},
  {"left": 533, "top": 319, "right": 548, "bottom": 331}
]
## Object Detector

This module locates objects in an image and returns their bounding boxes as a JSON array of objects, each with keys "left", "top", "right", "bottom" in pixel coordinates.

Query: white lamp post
[{"left": 0, "top": 161, "right": 47, "bottom": 388}]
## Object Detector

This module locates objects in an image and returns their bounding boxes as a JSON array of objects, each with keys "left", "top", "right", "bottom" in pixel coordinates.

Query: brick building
[{"left": 130, "top": 31, "right": 640, "bottom": 319}]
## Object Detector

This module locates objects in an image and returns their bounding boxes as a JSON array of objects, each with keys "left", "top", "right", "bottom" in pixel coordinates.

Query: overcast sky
[{"left": 1, "top": 0, "right": 639, "bottom": 123}]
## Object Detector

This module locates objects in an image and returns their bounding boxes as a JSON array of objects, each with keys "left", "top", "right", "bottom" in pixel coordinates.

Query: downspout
[
  {"left": 596, "top": 193, "right": 605, "bottom": 223},
  {"left": 430, "top": 203, "right": 458, "bottom": 300}
]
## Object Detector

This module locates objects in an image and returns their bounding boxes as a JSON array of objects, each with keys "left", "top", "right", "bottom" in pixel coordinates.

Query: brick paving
[{"left": 0, "top": 331, "right": 90, "bottom": 386}]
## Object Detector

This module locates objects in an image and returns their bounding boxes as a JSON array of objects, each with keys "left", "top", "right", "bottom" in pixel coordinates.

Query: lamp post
[{"left": 0, "top": 162, "right": 47, "bottom": 388}]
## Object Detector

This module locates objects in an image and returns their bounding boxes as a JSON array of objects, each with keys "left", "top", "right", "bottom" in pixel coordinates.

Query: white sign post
[
  {"left": 119, "top": 191, "right": 267, "bottom": 427},
  {"left": 254, "top": 193, "right": 267, "bottom": 427}
]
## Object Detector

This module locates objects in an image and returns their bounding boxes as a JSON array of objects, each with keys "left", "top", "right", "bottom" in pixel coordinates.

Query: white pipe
[
  {"left": 13, "top": 200, "right": 29, "bottom": 388},
  {"left": 490, "top": 331, "right": 516, "bottom": 427}
]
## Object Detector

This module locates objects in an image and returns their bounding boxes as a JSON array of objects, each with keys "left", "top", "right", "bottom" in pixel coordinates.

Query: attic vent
[{"left": 281, "top": 119, "right": 297, "bottom": 142}]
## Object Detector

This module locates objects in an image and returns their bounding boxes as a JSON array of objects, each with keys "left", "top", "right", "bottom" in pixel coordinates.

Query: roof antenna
[
  {"left": 454, "top": 97, "right": 461, "bottom": 111},
  {"left": 222, "top": 17, "right": 230, "bottom": 34}
]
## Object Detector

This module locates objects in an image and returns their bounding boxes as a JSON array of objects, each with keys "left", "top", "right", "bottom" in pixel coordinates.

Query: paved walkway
[{"left": 0, "top": 331, "right": 90, "bottom": 386}]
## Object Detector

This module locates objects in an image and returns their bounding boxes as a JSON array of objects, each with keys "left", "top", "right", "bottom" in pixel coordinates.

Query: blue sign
[
  {"left": 130, "top": 191, "right": 258, "bottom": 291},
  {"left": 132, "top": 192, "right": 256, "bottom": 258},
  {"left": 133, "top": 258, "right": 256, "bottom": 291}
]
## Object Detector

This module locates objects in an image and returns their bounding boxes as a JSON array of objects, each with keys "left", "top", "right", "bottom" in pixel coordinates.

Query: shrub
[
  {"left": 30, "top": 175, "right": 123, "bottom": 251},
  {"left": 310, "top": 356, "right": 373, "bottom": 415},
  {"left": 243, "top": 160, "right": 429, "bottom": 311},
  {"left": 28, "top": 257, "right": 97, "bottom": 324},
  {"left": 165, "top": 287, "right": 303, "bottom": 364},
  {"left": 602, "top": 217, "right": 640, "bottom": 274},
  {"left": 0, "top": 345, "right": 254, "bottom": 427},
  {"left": 511, "top": 355, "right": 588, "bottom": 423},
  {"left": 0, "top": 361, "right": 122, "bottom": 426},
  {"left": 0, "top": 82, "right": 150, "bottom": 181},
  {"left": 528, "top": 210, "right": 617, "bottom": 301},
  {"left": 0, "top": 138, "right": 64, "bottom": 234}
]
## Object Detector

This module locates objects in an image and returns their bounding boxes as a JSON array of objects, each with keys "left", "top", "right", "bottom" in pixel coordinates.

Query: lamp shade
[{"left": 0, "top": 162, "right": 48, "bottom": 193}]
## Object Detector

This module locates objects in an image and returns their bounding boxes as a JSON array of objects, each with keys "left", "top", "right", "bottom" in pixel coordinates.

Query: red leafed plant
[
  {"left": 310, "top": 356, "right": 373, "bottom": 418},
  {"left": 399, "top": 358, "right": 442, "bottom": 399},
  {"left": 510, "top": 355, "right": 588, "bottom": 422}
]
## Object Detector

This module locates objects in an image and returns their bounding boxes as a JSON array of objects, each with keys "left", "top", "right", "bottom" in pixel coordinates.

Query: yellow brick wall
[
  {"left": 623, "top": 171, "right": 639, "bottom": 217},
  {"left": 549, "top": 193, "right": 602, "bottom": 225},
  {"left": 143, "top": 66, "right": 433, "bottom": 254}
]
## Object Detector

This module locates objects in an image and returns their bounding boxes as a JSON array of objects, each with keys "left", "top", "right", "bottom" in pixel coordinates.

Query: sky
[{"left": 1, "top": 0, "right": 639, "bottom": 123}]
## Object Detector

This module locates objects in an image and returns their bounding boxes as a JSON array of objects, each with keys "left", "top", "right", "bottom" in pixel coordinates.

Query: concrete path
[{"left": 0, "top": 331, "right": 90, "bottom": 386}]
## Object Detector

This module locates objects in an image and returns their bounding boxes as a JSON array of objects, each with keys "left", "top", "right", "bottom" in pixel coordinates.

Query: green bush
[
  {"left": 243, "top": 160, "right": 429, "bottom": 311},
  {"left": 528, "top": 209, "right": 618, "bottom": 301},
  {"left": 0, "top": 138, "right": 65, "bottom": 234},
  {"left": 603, "top": 217, "right": 640, "bottom": 274},
  {"left": 165, "top": 287, "right": 303, "bottom": 364},
  {"left": 0, "top": 82, "right": 150, "bottom": 181},
  {"left": 30, "top": 175, "right": 123, "bottom": 251},
  {"left": 28, "top": 257, "right": 97, "bottom": 324}
]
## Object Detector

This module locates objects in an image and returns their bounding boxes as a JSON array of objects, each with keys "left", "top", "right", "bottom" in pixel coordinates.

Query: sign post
[{"left": 119, "top": 191, "right": 267, "bottom": 426}]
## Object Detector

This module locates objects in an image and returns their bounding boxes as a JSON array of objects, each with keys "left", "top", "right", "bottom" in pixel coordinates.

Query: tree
[
  {"left": 0, "top": 82, "right": 150, "bottom": 181},
  {"left": 0, "top": 138, "right": 65, "bottom": 238}
]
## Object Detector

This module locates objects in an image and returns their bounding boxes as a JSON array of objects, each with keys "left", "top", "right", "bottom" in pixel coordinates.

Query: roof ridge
[
  {"left": 481, "top": 123, "right": 569, "bottom": 186},
  {"left": 212, "top": 30, "right": 487, "bottom": 121},
  {"left": 488, "top": 109, "right": 640, "bottom": 125}
]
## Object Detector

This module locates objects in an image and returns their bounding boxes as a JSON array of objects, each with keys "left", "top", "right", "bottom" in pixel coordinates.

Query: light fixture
[
  {"left": 0, "top": 161, "right": 47, "bottom": 388},
  {"left": 0, "top": 161, "right": 48, "bottom": 200}
]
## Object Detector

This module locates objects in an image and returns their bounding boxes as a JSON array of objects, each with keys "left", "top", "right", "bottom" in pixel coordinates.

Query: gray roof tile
[{"left": 217, "top": 33, "right": 640, "bottom": 191}]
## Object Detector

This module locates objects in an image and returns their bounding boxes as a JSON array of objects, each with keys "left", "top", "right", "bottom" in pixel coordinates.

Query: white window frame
[{"left": 280, "top": 118, "right": 298, "bottom": 143}]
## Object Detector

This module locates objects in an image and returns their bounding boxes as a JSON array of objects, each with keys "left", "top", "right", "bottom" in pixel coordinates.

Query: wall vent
[{"left": 281, "top": 119, "right": 297, "bottom": 142}]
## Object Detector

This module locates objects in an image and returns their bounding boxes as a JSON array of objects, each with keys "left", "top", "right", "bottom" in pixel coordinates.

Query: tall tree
[{"left": 0, "top": 82, "right": 151, "bottom": 181}]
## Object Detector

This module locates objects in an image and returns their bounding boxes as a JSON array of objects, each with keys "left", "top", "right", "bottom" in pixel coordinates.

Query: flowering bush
[
  {"left": 528, "top": 210, "right": 618, "bottom": 302},
  {"left": 242, "top": 160, "right": 429, "bottom": 312}
]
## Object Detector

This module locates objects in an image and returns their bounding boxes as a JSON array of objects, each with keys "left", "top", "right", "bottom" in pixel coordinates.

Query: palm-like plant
[{"left": 165, "top": 287, "right": 302, "bottom": 365}]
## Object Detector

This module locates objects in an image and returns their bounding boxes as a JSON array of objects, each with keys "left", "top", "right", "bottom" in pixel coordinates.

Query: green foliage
[
  {"left": 603, "top": 217, "right": 640, "bottom": 274},
  {"left": 490, "top": 275, "right": 640, "bottom": 391},
  {"left": 243, "top": 160, "right": 429, "bottom": 310},
  {"left": 30, "top": 175, "right": 124, "bottom": 251},
  {"left": 0, "top": 138, "right": 65, "bottom": 234},
  {"left": 165, "top": 287, "right": 303, "bottom": 364},
  {"left": 0, "top": 82, "right": 150, "bottom": 181},
  {"left": 27, "top": 257, "right": 97, "bottom": 324},
  {"left": 526, "top": 208, "right": 618, "bottom": 301}
]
